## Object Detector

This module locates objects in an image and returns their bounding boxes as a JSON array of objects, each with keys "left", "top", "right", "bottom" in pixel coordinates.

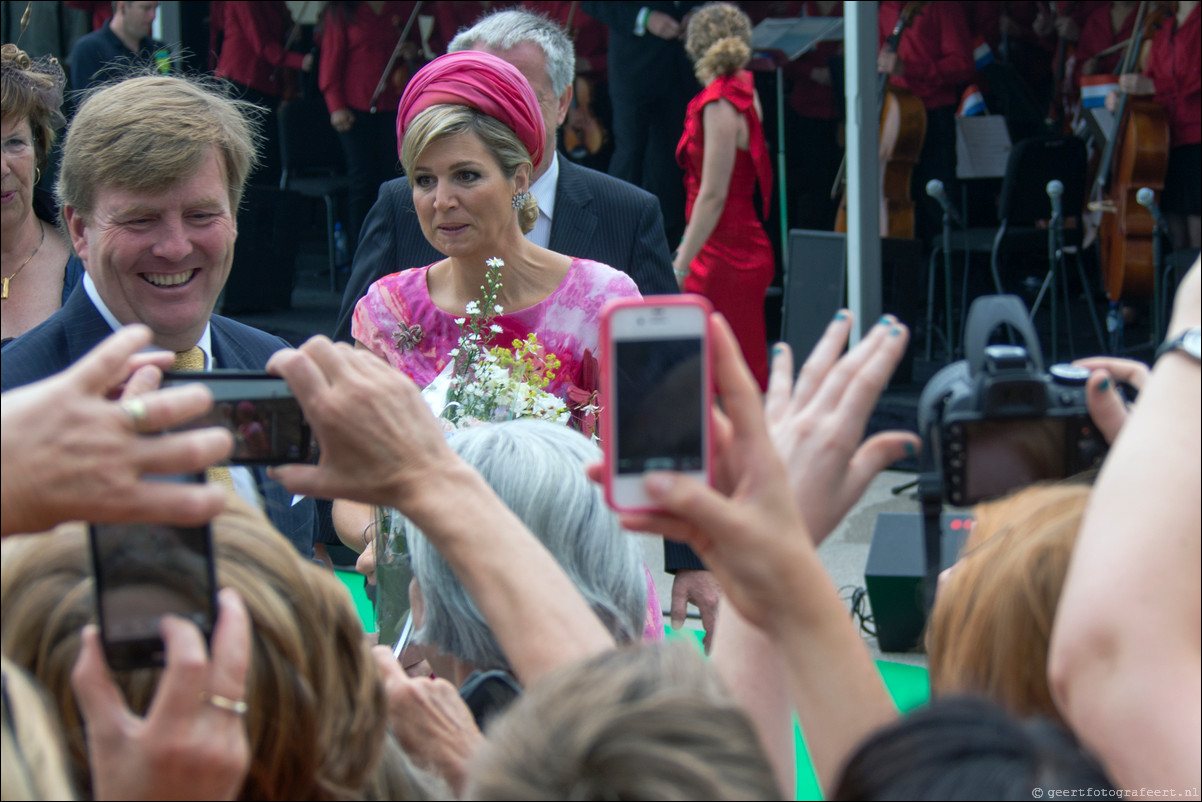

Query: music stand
[{"left": 750, "top": 16, "right": 843, "bottom": 273}]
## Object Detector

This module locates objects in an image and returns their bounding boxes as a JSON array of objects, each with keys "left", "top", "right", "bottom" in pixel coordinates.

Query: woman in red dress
[{"left": 673, "top": 2, "right": 774, "bottom": 389}]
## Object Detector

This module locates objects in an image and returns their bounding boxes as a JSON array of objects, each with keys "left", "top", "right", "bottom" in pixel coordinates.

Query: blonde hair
[
  {"left": 56, "top": 74, "right": 260, "bottom": 221},
  {"left": 685, "top": 3, "right": 753, "bottom": 84},
  {"left": 467, "top": 641, "right": 783, "bottom": 800},
  {"left": 926, "top": 483, "right": 1090, "bottom": 724},
  {"left": 399, "top": 104, "right": 539, "bottom": 235},
  {"left": 0, "top": 502, "right": 433, "bottom": 800},
  {"left": 1, "top": 657, "right": 77, "bottom": 801}
]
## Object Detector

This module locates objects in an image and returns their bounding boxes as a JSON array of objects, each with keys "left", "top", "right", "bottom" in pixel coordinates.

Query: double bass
[
  {"left": 833, "top": 1, "right": 927, "bottom": 239},
  {"left": 1091, "top": 1, "right": 1171, "bottom": 302}
]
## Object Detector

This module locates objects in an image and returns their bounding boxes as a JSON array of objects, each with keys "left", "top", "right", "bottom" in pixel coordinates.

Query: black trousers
[{"left": 337, "top": 110, "right": 401, "bottom": 257}]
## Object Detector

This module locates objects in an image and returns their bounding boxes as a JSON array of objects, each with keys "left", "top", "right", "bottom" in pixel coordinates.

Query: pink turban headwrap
[{"left": 396, "top": 51, "right": 545, "bottom": 169}]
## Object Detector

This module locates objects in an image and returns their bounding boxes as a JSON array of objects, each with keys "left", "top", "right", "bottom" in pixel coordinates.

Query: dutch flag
[
  {"left": 958, "top": 85, "right": 987, "bottom": 117},
  {"left": 1081, "top": 74, "right": 1119, "bottom": 109},
  {"left": 974, "top": 37, "right": 994, "bottom": 70}
]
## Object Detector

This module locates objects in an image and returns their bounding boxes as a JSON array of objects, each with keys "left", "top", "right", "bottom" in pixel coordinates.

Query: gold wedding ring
[
  {"left": 119, "top": 397, "right": 149, "bottom": 432},
  {"left": 202, "top": 692, "right": 248, "bottom": 715}
]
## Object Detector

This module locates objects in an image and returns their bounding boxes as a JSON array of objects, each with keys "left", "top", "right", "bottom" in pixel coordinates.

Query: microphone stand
[
  {"left": 924, "top": 179, "right": 964, "bottom": 361},
  {"left": 1032, "top": 183, "right": 1066, "bottom": 361},
  {"left": 1150, "top": 204, "right": 1166, "bottom": 343},
  {"left": 1049, "top": 202, "right": 1064, "bottom": 362},
  {"left": 941, "top": 204, "right": 955, "bottom": 358},
  {"left": 1137, "top": 186, "right": 1170, "bottom": 343}
]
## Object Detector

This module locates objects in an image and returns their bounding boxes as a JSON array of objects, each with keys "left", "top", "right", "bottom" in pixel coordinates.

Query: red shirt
[
  {"left": 1075, "top": 3, "right": 1136, "bottom": 77},
  {"left": 1144, "top": 4, "right": 1201, "bottom": 146},
  {"left": 214, "top": 1, "right": 305, "bottom": 97},
  {"left": 434, "top": 2, "right": 519, "bottom": 53},
  {"left": 879, "top": 2, "right": 974, "bottom": 111},
  {"left": 319, "top": 1, "right": 423, "bottom": 114}
]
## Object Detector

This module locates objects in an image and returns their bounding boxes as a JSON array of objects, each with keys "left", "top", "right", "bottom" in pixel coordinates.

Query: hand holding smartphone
[
  {"left": 161, "top": 371, "right": 314, "bottom": 465},
  {"left": 600, "top": 295, "right": 713, "bottom": 512},
  {"left": 89, "top": 475, "right": 218, "bottom": 670}
]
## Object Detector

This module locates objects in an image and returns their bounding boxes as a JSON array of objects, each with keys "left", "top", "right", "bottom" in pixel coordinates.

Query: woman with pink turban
[
  {"left": 350, "top": 50, "right": 640, "bottom": 401},
  {"left": 341, "top": 51, "right": 662, "bottom": 648}
]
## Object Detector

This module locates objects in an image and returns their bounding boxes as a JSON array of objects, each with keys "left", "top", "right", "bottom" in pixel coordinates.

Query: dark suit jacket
[
  {"left": 583, "top": 1, "right": 700, "bottom": 105},
  {"left": 332, "top": 157, "right": 679, "bottom": 343},
  {"left": 1, "top": 289, "right": 319, "bottom": 556}
]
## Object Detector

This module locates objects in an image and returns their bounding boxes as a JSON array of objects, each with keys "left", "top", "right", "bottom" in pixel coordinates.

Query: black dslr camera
[
  {"left": 865, "top": 295, "right": 1110, "bottom": 651},
  {"left": 917, "top": 295, "right": 1108, "bottom": 508}
]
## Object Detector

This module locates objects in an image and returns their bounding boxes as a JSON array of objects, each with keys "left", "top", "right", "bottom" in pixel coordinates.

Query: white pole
[{"left": 844, "top": 1, "right": 883, "bottom": 344}]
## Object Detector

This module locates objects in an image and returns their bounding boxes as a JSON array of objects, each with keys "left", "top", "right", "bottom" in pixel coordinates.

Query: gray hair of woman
[{"left": 405, "top": 419, "right": 647, "bottom": 673}]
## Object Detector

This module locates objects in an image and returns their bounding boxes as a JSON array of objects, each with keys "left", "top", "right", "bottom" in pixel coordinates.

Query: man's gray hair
[
  {"left": 405, "top": 419, "right": 647, "bottom": 673},
  {"left": 447, "top": 8, "right": 575, "bottom": 97}
]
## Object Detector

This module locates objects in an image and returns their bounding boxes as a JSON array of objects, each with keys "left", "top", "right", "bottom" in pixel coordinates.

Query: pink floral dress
[
  {"left": 352, "top": 258, "right": 665, "bottom": 641},
  {"left": 352, "top": 258, "right": 640, "bottom": 401}
]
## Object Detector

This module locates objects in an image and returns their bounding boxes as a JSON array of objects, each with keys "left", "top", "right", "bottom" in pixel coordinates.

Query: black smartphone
[
  {"left": 89, "top": 497, "right": 217, "bottom": 671},
  {"left": 162, "top": 370, "right": 314, "bottom": 465},
  {"left": 458, "top": 669, "right": 522, "bottom": 729}
]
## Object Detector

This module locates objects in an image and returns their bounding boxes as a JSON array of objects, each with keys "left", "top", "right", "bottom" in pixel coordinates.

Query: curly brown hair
[{"left": 684, "top": 2, "right": 753, "bottom": 84}]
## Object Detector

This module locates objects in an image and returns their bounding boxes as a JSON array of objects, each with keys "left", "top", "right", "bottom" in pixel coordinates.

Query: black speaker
[
  {"left": 781, "top": 230, "right": 846, "bottom": 367},
  {"left": 864, "top": 511, "right": 973, "bottom": 652},
  {"left": 780, "top": 231, "right": 923, "bottom": 383}
]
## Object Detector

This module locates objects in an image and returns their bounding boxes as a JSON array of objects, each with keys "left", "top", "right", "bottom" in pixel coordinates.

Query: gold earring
[{"left": 34, "top": 167, "right": 42, "bottom": 184}]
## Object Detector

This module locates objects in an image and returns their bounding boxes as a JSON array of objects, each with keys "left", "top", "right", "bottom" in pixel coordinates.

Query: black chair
[
  {"left": 278, "top": 97, "right": 350, "bottom": 292},
  {"left": 926, "top": 134, "right": 1106, "bottom": 361}
]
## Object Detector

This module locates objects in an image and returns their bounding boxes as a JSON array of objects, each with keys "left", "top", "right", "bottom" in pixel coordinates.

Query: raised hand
[{"left": 764, "top": 312, "right": 920, "bottom": 545}]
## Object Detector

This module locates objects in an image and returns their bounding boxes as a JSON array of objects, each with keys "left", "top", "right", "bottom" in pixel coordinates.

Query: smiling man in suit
[{"left": 0, "top": 74, "right": 317, "bottom": 556}]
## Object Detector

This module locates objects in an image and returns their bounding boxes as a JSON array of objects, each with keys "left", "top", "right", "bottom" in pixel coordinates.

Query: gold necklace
[{"left": 2, "top": 221, "right": 46, "bottom": 301}]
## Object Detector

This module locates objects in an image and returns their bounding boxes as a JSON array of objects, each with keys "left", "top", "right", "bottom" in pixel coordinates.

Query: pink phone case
[{"left": 599, "top": 294, "right": 714, "bottom": 513}]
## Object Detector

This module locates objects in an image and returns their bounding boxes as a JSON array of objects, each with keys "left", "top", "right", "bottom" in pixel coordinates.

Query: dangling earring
[
  {"left": 34, "top": 167, "right": 42, "bottom": 185},
  {"left": 512, "top": 190, "right": 531, "bottom": 210}
]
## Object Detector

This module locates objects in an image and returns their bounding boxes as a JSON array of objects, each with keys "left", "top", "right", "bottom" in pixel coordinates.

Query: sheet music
[
  {"left": 955, "top": 116, "right": 1013, "bottom": 179},
  {"left": 750, "top": 17, "right": 843, "bottom": 61}
]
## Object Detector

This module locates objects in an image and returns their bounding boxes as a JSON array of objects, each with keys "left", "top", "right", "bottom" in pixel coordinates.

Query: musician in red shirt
[
  {"left": 214, "top": 1, "right": 312, "bottom": 185},
  {"left": 1075, "top": 1, "right": 1136, "bottom": 80},
  {"left": 877, "top": 1, "right": 973, "bottom": 244},
  {"left": 1110, "top": 1, "right": 1200, "bottom": 249},
  {"left": 319, "top": 1, "right": 425, "bottom": 262},
  {"left": 774, "top": 1, "right": 843, "bottom": 231}
]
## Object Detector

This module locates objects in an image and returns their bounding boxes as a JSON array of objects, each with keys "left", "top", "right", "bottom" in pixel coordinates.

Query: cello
[
  {"left": 1091, "top": 0, "right": 1171, "bottom": 302},
  {"left": 833, "top": 1, "right": 927, "bottom": 239}
]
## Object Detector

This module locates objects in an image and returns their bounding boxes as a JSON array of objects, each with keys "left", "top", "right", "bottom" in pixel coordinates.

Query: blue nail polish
[
  {"left": 903, "top": 441, "right": 916, "bottom": 456},
  {"left": 878, "top": 315, "right": 891, "bottom": 326},
  {"left": 1097, "top": 378, "right": 1110, "bottom": 391},
  {"left": 771, "top": 343, "right": 784, "bottom": 355},
  {"left": 834, "top": 311, "right": 847, "bottom": 321},
  {"left": 891, "top": 327, "right": 902, "bottom": 337}
]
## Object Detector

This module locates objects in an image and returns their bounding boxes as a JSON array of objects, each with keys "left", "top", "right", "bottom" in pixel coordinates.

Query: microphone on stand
[
  {"left": 925, "top": 179, "right": 964, "bottom": 227},
  {"left": 1046, "top": 180, "right": 1064, "bottom": 221},
  {"left": 1136, "top": 187, "right": 1169, "bottom": 232}
]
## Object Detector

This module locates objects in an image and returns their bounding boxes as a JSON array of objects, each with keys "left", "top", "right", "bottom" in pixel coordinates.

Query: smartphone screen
[
  {"left": 90, "top": 511, "right": 217, "bottom": 671},
  {"left": 163, "top": 371, "right": 313, "bottom": 465},
  {"left": 614, "top": 338, "right": 706, "bottom": 474},
  {"left": 603, "top": 297, "right": 711, "bottom": 511}
]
